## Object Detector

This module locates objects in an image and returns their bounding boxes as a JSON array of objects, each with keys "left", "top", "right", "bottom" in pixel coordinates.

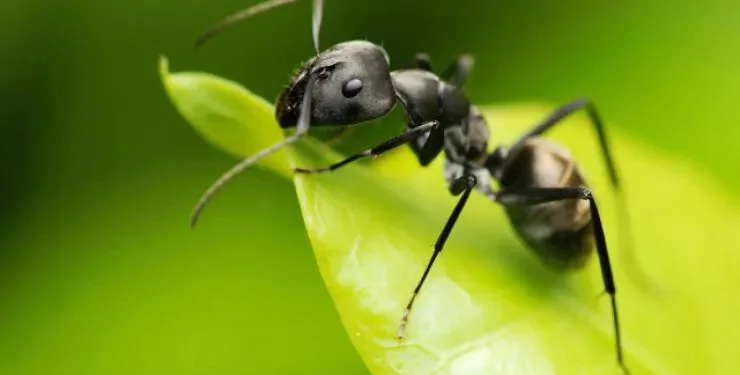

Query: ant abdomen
[{"left": 498, "top": 138, "right": 595, "bottom": 269}]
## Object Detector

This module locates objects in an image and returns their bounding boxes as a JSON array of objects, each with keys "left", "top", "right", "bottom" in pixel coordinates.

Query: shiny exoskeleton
[{"left": 190, "top": 1, "right": 630, "bottom": 373}]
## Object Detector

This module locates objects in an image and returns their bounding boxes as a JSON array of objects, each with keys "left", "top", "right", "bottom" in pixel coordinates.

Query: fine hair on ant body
[{"left": 191, "top": 0, "right": 635, "bottom": 373}]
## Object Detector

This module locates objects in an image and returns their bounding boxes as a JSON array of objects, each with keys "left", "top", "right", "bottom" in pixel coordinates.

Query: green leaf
[
  {"left": 158, "top": 56, "right": 291, "bottom": 177},
  {"left": 159, "top": 56, "right": 740, "bottom": 375}
]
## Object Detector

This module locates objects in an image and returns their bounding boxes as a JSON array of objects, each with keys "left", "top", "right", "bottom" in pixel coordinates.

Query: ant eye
[{"left": 342, "top": 78, "right": 363, "bottom": 98}]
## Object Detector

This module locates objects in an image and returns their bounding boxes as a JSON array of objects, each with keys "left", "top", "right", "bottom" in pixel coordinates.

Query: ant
[{"left": 191, "top": 0, "right": 632, "bottom": 373}]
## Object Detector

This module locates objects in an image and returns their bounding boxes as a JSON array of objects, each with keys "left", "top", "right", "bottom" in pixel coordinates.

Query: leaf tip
[
  {"left": 158, "top": 55, "right": 171, "bottom": 89},
  {"left": 158, "top": 54, "right": 169, "bottom": 73}
]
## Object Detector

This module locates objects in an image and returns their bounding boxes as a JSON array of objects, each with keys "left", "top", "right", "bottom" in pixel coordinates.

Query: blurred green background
[{"left": 2, "top": 0, "right": 739, "bottom": 374}]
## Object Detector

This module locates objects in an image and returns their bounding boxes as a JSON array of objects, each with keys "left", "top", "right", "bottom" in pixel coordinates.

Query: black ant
[{"left": 191, "top": 0, "right": 631, "bottom": 373}]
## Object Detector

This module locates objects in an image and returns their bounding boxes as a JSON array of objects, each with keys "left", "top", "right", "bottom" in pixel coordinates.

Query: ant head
[{"left": 276, "top": 40, "right": 397, "bottom": 127}]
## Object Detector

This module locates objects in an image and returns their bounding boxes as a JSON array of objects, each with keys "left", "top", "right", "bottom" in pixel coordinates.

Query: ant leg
[
  {"left": 294, "top": 120, "right": 440, "bottom": 174},
  {"left": 508, "top": 99, "right": 660, "bottom": 296},
  {"left": 440, "top": 54, "right": 474, "bottom": 88},
  {"left": 414, "top": 53, "right": 474, "bottom": 88},
  {"left": 414, "top": 53, "right": 433, "bottom": 71},
  {"left": 444, "top": 159, "right": 497, "bottom": 201},
  {"left": 510, "top": 99, "right": 617, "bottom": 187},
  {"left": 397, "top": 82, "right": 446, "bottom": 167},
  {"left": 408, "top": 123, "right": 446, "bottom": 167},
  {"left": 397, "top": 174, "right": 478, "bottom": 340},
  {"left": 496, "top": 186, "right": 630, "bottom": 375}
]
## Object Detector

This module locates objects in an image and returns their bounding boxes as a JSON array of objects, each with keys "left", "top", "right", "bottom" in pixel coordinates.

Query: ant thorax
[
  {"left": 442, "top": 105, "right": 490, "bottom": 166},
  {"left": 441, "top": 105, "right": 496, "bottom": 201},
  {"left": 443, "top": 158, "right": 497, "bottom": 201}
]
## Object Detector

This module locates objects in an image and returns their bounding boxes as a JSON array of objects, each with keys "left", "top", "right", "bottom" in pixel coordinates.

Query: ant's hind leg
[
  {"left": 506, "top": 99, "right": 662, "bottom": 297},
  {"left": 496, "top": 186, "right": 630, "bottom": 375},
  {"left": 509, "top": 99, "right": 618, "bottom": 187}
]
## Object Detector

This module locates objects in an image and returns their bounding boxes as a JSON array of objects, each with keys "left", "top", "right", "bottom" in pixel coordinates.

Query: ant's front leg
[{"left": 293, "top": 120, "right": 440, "bottom": 174}]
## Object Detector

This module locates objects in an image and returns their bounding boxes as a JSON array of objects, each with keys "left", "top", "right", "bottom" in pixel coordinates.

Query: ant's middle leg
[
  {"left": 413, "top": 53, "right": 474, "bottom": 88},
  {"left": 414, "top": 53, "right": 433, "bottom": 71},
  {"left": 443, "top": 158, "right": 496, "bottom": 201},
  {"left": 440, "top": 54, "right": 474, "bottom": 88},
  {"left": 397, "top": 173, "right": 478, "bottom": 340}
]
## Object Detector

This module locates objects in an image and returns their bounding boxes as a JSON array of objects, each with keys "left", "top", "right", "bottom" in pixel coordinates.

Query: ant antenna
[
  {"left": 312, "top": 0, "right": 323, "bottom": 54},
  {"left": 190, "top": 0, "right": 325, "bottom": 228},
  {"left": 189, "top": 76, "right": 316, "bottom": 228},
  {"left": 195, "top": 0, "right": 300, "bottom": 48}
]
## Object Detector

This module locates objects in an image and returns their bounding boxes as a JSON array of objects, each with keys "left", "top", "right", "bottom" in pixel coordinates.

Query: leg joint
[{"left": 577, "top": 187, "right": 593, "bottom": 200}]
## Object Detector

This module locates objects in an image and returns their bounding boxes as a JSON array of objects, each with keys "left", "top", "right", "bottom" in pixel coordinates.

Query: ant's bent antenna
[
  {"left": 195, "top": 0, "right": 299, "bottom": 48},
  {"left": 190, "top": 0, "right": 325, "bottom": 228},
  {"left": 189, "top": 76, "right": 316, "bottom": 228},
  {"left": 190, "top": 0, "right": 324, "bottom": 228}
]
